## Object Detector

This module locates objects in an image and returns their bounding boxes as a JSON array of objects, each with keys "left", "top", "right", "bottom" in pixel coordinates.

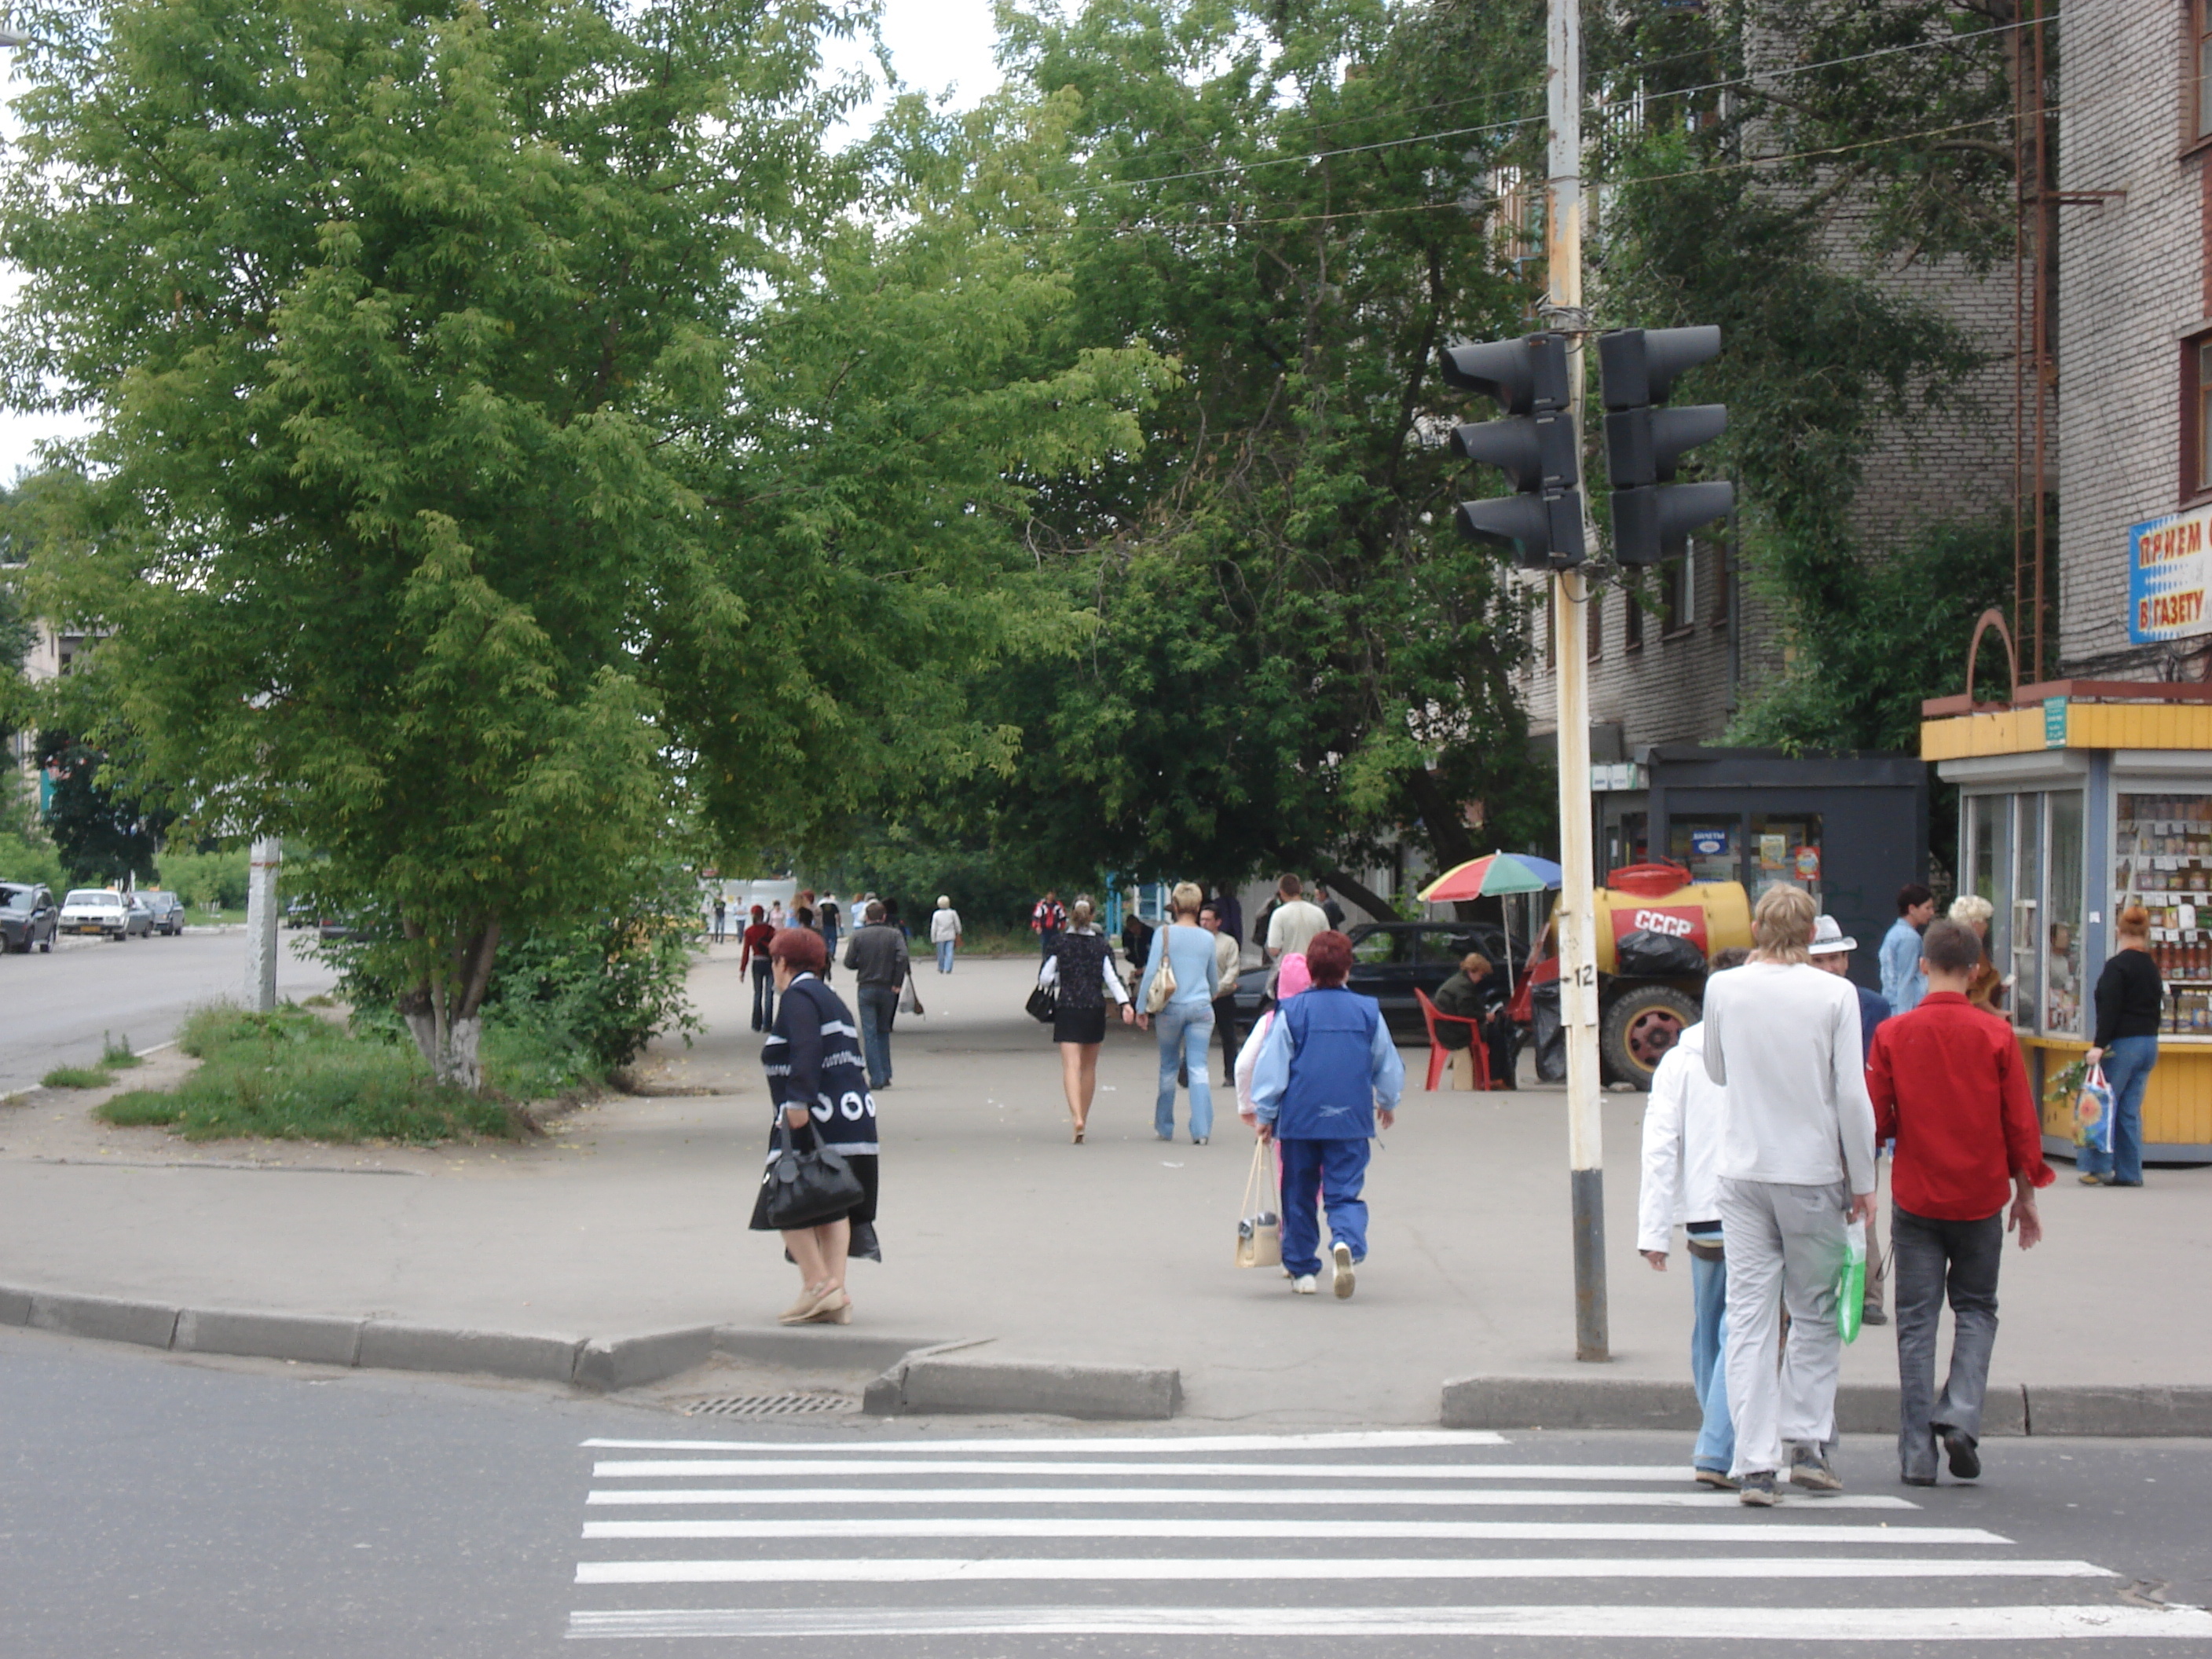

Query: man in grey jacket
[
  {"left": 843, "top": 901, "right": 911, "bottom": 1091},
  {"left": 1701, "top": 884, "right": 1878, "bottom": 1507}
]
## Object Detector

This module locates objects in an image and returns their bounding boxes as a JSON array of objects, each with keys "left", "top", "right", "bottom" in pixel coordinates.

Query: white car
[{"left": 57, "top": 888, "right": 140, "bottom": 941}]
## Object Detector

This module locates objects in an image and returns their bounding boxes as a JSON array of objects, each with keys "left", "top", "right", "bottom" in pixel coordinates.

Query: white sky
[{"left": 0, "top": 0, "right": 1009, "bottom": 482}]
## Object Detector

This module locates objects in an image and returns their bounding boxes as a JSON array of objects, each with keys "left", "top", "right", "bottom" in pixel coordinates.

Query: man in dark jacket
[{"left": 844, "top": 901, "right": 911, "bottom": 1090}]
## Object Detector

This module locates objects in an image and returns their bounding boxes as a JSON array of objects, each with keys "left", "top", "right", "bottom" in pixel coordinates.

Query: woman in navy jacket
[{"left": 751, "top": 927, "right": 879, "bottom": 1325}]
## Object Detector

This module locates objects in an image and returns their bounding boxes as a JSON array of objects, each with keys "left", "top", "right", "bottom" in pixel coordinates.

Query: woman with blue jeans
[
  {"left": 1138, "top": 882, "right": 1221, "bottom": 1144},
  {"left": 2082, "top": 906, "right": 2162, "bottom": 1187}
]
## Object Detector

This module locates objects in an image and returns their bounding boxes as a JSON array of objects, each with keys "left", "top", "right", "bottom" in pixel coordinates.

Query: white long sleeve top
[
  {"left": 1701, "top": 960, "right": 1877, "bottom": 1192},
  {"left": 1637, "top": 1023, "right": 1727, "bottom": 1253}
]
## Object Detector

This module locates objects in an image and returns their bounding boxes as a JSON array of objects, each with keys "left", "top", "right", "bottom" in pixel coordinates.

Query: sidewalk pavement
[{"left": 2, "top": 950, "right": 2208, "bottom": 1427}]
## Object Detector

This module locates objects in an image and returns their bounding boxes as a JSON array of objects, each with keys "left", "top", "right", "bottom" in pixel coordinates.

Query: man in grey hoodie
[{"left": 1701, "top": 884, "right": 1878, "bottom": 1507}]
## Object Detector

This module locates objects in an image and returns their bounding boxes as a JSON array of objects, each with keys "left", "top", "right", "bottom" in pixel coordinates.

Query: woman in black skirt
[
  {"left": 751, "top": 927, "right": 879, "bottom": 1325},
  {"left": 1038, "top": 897, "right": 1133, "bottom": 1142}
]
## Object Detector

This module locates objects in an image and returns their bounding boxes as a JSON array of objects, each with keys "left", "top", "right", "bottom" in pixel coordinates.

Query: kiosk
[{"left": 1922, "top": 676, "right": 2212, "bottom": 1161}]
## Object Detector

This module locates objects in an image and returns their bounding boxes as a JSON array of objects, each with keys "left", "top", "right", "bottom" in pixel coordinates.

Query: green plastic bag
[{"left": 1837, "top": 1218, "right": 1867, "bottom": 1345}]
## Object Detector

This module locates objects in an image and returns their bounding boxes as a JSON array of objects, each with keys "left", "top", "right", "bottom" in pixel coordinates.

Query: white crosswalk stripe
[{"left": 564, "top": 1429, "right": 2212, "bottom": 1646}]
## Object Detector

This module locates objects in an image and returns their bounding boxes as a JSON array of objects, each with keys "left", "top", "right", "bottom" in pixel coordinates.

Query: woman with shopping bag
[
  {"left": 750, "top": 928, "right": 881, "bottom": 1326},
  {"left": 2081, "top": 904, "right": 2162, "bottom": 1187}
]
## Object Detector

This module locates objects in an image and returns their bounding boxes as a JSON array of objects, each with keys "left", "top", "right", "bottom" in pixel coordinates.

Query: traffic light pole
[{"left": 1545, "top": 0, "right": 1609, "bottom": 1363}]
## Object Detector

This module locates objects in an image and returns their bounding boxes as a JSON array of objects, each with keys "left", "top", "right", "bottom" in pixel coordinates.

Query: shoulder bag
[
  {"left": 763, "top": 1115, "right": 866, "bottom": 1230},
  {"left": 1025, "top": 978, "right": 1058, "bottom": 1023},
  {"left": 1144, "top": 930, "right": 1178, "bottom": 1015}
]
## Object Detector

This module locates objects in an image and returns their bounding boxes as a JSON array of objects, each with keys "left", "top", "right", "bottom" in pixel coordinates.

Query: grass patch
[
  {"left": 42, "top": 1065, "right": 113, "bottom": 1090},
  {"left": 95, "top": 1005, "right": 575, "bottom": 1144},
  {"left": 101, "top": 1032, "right": 142, "bottom": 1069}
]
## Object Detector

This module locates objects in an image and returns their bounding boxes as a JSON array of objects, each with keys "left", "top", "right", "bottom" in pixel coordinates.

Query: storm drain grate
[{"left": 678, "top": 1392, "right": 859, "bottom": 1418}]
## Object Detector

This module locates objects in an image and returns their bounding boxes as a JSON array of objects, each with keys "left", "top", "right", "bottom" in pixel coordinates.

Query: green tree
[
  {"left": 1589, "top": 2, "right": 2025, "bottom": 756},
  {"left": 4, "top": 0, "right": 1159, "bottom": 1086},
  {"left": 954, "top": 0, "right": 1558, "bottom": 907}
]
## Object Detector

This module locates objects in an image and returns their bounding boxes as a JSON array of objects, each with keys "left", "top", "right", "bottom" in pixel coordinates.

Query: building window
[
  {"left": 2185, "top": 332, "right": 2212, "bottom": 500},
  {"left": 1710, "top": 535, "right": 1730, "bottom": 628},
  {"left": 1588, "top": 588, "right": 1602, "bottom": 658},
  {"left": 2197, "top": 1, "right": 2212, "bottom": 142},
  {"left": 1624, "top": 585, "right": 1644, "bottom": 651},
  {"left": 1661, "top": 546, "right": 1695, "bottom": 635}
]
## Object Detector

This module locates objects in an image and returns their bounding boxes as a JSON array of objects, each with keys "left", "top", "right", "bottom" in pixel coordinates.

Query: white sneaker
[
  {"left": 1332, "top": 1241, "right": 1357, "bottom": 1299},
  {"left": 1291, "top": 1275, "right": 1319, "bottom": 1295}
]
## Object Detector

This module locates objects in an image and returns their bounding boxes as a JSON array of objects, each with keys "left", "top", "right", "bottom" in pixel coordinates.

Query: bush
[
  {"left": 321, "top": 854, "right": 701, "bottom": 1073},
  {"left": 155, "top": 847, "right": 252, "bottom": 913},
  {"left": 0, "top": 829, "right": 67, "bottom": 894},
  {"left": 97, "top": 1005, "right": 527, "bottom": 1144}
]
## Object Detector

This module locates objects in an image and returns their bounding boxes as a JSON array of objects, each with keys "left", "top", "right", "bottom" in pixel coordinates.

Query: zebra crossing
[{"left": 565, "top": 1427, "right": 2210, "bottom": 1644}]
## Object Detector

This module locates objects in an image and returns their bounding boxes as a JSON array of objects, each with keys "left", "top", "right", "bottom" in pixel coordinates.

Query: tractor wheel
[{"left": 1599, "top": 984, "right": 1701, "bottom": 1090}]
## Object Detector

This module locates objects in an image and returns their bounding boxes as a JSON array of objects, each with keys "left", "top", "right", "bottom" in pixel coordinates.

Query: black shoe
[
  {"left": 1861, "top": 1303, "right": 1889, "bottom": 1327},
  {"left": 1737, "top": 1471, "right": 1778, "bottom": 1507},
  {"left": 2107, "top": 1178, "right": 2144, "bottom": 1187},
  {"left": 1902, "top": 1471, "right": 1936, "bottom": 1488},
  {"left": 1939, "top": 1428, "right": 1980, "bottom": 1481}
]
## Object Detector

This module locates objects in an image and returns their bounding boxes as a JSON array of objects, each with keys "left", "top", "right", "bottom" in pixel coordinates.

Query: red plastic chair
[{"left": 1415, "top": 987, "right": 1492, "bottom": 1092}]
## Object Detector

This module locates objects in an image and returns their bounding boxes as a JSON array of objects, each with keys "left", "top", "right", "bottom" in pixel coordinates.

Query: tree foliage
[
  {"left": 4, "top": 0, "right": 1159, "bottom": 1082},
  {"left": 1589, "top": 0, "right": 2021, "bottom": 755},
  {"left": 932, "top": 0, "right": 1560, "bottom": 902}
]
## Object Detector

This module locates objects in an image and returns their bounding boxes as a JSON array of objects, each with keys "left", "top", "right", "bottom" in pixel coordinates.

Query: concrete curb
[
  {"left": 175, "top": 1308, "right": 363, "bottom": 1367},
  {"left": 1440, "top": 1374, "right": 2208, "bottom": 1438},
  {"left": 357, "top": 1321, "right": 584, "bottom": 1385},
  {"left": 27, "top": 1291, "right": 180, "bottom": 1350},
  {"left": 865, "top": 1354, "right": 1183, "bottom": 1421}
]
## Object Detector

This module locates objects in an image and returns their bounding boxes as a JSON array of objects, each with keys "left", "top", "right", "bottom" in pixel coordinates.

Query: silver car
[{"left": 58, "top": 888, "right": 137, "bottom": 941}]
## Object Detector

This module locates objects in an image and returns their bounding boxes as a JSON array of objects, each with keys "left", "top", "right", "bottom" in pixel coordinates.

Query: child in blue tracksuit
[{"left": 1247, "top": 930, "right": 1405, "bottom": 1298}]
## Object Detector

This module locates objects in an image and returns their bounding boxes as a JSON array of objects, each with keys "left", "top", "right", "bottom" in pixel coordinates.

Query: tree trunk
[
  {"left": 397, "top": 921, "right": 503, "bottom": 1093},
  {"left": 1401, "top": 765, "right": 1491, "bottom": 923}
]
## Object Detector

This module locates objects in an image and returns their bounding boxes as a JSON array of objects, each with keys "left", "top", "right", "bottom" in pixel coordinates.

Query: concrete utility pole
[
  {"left": 243, "top": 835, "right": 281, "bottom": 1013},
  {"left": 1544, "top": 0, "right": 1608, "bottom": 1362}
]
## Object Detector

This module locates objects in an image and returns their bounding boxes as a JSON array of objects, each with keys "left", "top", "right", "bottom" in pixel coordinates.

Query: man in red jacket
[{"left": 1865, "top": 919, "right": 2053, "bottom": 1487}]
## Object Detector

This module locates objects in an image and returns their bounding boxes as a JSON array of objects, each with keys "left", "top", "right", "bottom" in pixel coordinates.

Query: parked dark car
[
  {"left": 1, "top": 881, "right": 58, "bottom": 953},
  {"left": 317, "top": 914, "right": 366, "bottom": 943},
  {"left": 140, "top": 890, "right": 188, "bottom": 936},
  {"left": 284, "top": 896, "right": 317, "bottom": 928},
  {"left": 1229, "top": 920, "right": 1511, "bottom": 1041}
]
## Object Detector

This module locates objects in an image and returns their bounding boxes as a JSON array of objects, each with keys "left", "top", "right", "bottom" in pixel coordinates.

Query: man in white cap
[{"left": 1810, "top": 910, "right": 1894, "bottom": 1327}]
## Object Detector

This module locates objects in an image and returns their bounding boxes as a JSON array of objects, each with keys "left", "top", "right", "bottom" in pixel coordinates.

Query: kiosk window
[
  {"left": 2115, "top": 792, "right": 2212, "bottom": 996},
  {"left": 1671, "top": 817, "right": 1738, "bottom": 886},
  {"left": 1750, "top": 813, "right": 1822, "bottom": 905}
]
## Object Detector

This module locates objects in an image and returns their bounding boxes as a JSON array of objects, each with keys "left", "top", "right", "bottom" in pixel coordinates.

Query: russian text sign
[{"left": 2129, "top": 504, "right": 2212, "bottom": 643}]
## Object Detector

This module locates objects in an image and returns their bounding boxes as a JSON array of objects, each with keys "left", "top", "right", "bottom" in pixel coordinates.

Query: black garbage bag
[
  {"left": 1528, "top": 980, "right": 1566, "bottom": 1083},
  {"left": 1613, "top": 927, "right": 1708, "bottom": 977}
]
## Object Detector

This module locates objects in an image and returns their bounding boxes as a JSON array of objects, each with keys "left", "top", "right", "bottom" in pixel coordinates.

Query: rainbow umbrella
[
  {"left": 1419, "top": 851, "right": 1563, "bottom": 903},
  {"left": 1418, "top": 851, "right": 1563, "bottom": 995}
]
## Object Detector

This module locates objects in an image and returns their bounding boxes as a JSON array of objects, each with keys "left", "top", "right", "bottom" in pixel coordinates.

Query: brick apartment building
[{"left": 2053, "top": 0, "right": 2212, "bottom": 681}]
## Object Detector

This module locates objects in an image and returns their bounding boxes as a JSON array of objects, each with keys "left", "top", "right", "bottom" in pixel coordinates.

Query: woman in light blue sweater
[{"left": 1139, "top": 881, "right": 1223, "bottom": 1144}]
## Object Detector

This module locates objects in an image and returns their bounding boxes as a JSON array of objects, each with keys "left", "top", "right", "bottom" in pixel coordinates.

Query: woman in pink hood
[{"left": 1236, "top": 952, "right": 1312, "bottom": 1127}]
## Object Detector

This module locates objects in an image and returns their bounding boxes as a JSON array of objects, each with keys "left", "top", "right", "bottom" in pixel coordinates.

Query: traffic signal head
[
  {"left": 1597, "top": 325, "right": 1730, "bottom": 566},
  {"left": 1596, "top": 326, "right": 1723, "bottom": 411},
  {"left": 1439, "top": 333, "right": 1572, "bottom": 416},
  {"left": 1439, "top": 332, "right": 1586, "bottom": 569}
]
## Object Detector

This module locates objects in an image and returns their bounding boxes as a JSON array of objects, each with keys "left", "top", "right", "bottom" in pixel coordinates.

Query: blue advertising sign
[
  {"left": 2129, "top": 504, "right": 2212, "bottom": 643},
  {"left": 1688, "top": 827, "right": 1728, "bottom": 858}
]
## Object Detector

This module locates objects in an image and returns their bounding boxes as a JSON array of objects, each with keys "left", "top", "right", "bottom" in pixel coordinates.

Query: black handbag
[
  {"left": 1025, "top": 980, "right": 1057, "bottom": 1023},
  {"left": 763, "top": 1116, "right": 866, "bottom": 1229}
]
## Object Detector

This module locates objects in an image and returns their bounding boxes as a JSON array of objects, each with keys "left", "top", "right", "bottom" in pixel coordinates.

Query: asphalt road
[
  {"left": 3, "top": 1328, "right": 2208, "bottom": 1658},
  {"left": 0, "top": 928, "right": 339, "bottom": 1096}
]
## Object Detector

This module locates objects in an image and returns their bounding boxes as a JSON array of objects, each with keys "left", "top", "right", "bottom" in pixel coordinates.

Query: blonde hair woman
[
  {"left": 1946, "top": 894, "right": 2003, "bottom": 1013},
  {"left": 1137, "top": 881, "right": 1223, "bottom": 1144}
]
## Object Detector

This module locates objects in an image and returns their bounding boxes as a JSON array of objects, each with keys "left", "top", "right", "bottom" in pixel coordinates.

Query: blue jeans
[
  {"left": 936, "top": 939, "right": 955, "bottom": 973},
  {"left": 1153, "top": 1002, "right": 1214, "bottom": 1140},
  {"left": 2083, "top": 1035, "right": 2155, "bottom": 1184},
  {"left": 1279, "top": 1137, "right": 1372, "bottom": 1276},
  {"left": 750, "top": 961, "right": 775, "bottom": 1031},
  {"left": 856, "top": 984, "right": 899, "bottom": 1088},
  {"left": 1690, "top": 1247, "right": 1735, "bottom": 1474}
]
